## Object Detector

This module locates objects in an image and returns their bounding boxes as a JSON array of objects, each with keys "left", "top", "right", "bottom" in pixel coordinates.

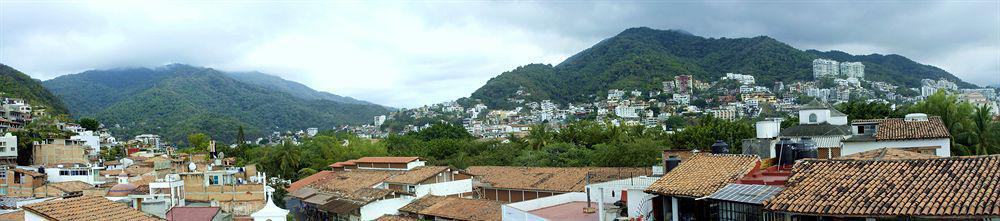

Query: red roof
[
  {"left": 289, "top": 170, "right": 336, "bottom": 192},
  {"left": 354, "top": 157, "right": 420, "bottom": 164},
  {"left": 166, "top": 207, "right": 220, "bottom": 221}
]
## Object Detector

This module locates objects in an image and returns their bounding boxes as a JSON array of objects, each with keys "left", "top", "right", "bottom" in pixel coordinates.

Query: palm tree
[
  {"left": 272, "top": 142, "right": 302, "bottom": 179},
  {"left": 968, "top": 105, "right": 997, "bottom": 155}
]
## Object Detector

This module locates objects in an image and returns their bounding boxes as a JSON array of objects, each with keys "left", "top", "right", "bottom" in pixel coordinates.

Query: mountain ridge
[
  {"left": 0, "top": 64, "right": 70, "bottom": 115},
  {"left": 43, "top": 64, "right": 390, "bottom": 143},
  {"left": 470, "top": 27, "right": 977, "bottom": 108}
]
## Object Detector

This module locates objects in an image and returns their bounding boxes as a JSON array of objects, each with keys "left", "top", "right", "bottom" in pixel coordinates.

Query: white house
[
  {"left": 38, "top": 163, "right": 104, "bottom": 185},
  {"left": 842, "top": 113, "right": 952, "bottom": 157},
  {"left": 71, "top": 131, "right": 101, "bottom": 156},
  {"left": 0, "top": 133, "right": 16, "bottom": 159},
  {"left": 778, "top": 100, "right": 852, "bottom": 159}
]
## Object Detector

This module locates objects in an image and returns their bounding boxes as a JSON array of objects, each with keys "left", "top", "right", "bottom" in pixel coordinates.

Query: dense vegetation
[
  {"left": 0, "top": 64, "right": 69, "bottom": 114},
  {"left": 43, "top": 64, "right": 391, "bottom": 144},
  {"left": 470, "top": 27, "right": 977, "bottom": 109}
]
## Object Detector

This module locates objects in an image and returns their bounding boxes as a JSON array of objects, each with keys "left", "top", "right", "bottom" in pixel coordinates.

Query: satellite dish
[{"left": 188, "top": 162, "right": 197, "bottom": 171}]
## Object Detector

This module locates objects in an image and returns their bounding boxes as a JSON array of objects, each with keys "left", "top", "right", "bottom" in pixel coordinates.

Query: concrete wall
[
  {"left": 32, "top": 142, "right": 87, "bottom": 165},
  {"left": 843, "top": 138, "right": 951, "bottom": 157},
  {"left": 360, "top": 196, "right": 414, "bottom": 221},
  {"left": 0, "top": 133, "right": 16, "bottom": 158},
  {"left": 799, "top": 109, "right": 829, "bottom": 124},
  {"left": 504, "top": 192, "right": 589, "bottom": 221},
  {"left": 415, "top": 179, "right": 472, "bottom": 197}
]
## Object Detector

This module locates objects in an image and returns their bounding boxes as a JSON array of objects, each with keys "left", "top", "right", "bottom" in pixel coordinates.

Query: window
[
  {"left": 209, "top": 175, "right": 220, "bottom": 185},
  {"left": 60, "top": 171, "right": 69, "bottom": 176},
  {"left": 857, "top": 126, "right": 865, "bottom": 134},
  {"left": 808, "top": 113, "right": 818, "bottom": 123}
]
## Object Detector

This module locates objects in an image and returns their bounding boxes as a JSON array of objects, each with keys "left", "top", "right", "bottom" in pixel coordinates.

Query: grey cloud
[{"left": 1, "top": 1, "right": 997, "bottom": 108}]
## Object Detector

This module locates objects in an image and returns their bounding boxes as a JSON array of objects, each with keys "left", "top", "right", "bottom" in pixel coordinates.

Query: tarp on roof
[{"left": 703, "top": 184, "right": 783, "bottom": 205}]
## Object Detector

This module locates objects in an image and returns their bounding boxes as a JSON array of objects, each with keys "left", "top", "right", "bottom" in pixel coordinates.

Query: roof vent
[{"left": 905, "top": 113, "right": 928, "bottom": 122}]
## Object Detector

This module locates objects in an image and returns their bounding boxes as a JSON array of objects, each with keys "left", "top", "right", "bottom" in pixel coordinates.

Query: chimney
[
  {"left": 711, "top": 140, "right": 730, "bottom": 154},
  {"left": 665, "top": 156, "right": 681, "bottom": 172}
]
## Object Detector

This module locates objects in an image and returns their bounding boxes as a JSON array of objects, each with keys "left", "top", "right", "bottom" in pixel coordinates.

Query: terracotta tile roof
[
  {"left": 841, "top": 148, "right": 941, "bottom": 160},
  {"left": 400, "top": 195, "right": 502, "bottom": 221},
  {"left": 288, "top": 170, "right": 335, "bottom": 192},
  {"left": 354, "top": 157, "right": 420, "bottom": 164},
  {"left": 852, "top": 116, "right": 950, "bottom": 141},
  {"left": 375, "top": 215, "right": 418, "bottom": 221},
  {"left": 0, "top": 210, "right": 24, "bottom": 221},
  {"left": 645, "top": 154, "right": 761, "bottom": 198},
  {"left": 165, "top": 207, "right": 220, "bottom": 221},
  {"left": 22, "top": 196, "right": 162, "bottom": 221},
  {"left": 99, "top": 165, "right": 154, "bottom": 176},
  {"left": 13, "top": 168, "right": 43, "bottom": 177},
  {"left": 384, "top": 166, "right": 449, "bottom": 184},
  {"left": 41, "top": 181, "right": 93, "bottom": 193},
  {"left": 764, "top": 155, "right": 1000, "bottom": 217},
  {"left": 466, "top": 166, "right": 651, "bottom": 192},
  {"left": 310, "top": 170, "right": 396, "bottom": 194}
]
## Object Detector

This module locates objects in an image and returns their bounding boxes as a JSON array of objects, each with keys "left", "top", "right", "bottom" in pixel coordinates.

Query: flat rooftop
[{"left": 527, "top": 201, "right": 598, "bottom": 221}]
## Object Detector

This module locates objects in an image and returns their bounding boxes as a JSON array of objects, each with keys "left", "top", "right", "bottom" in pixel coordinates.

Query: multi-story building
[
  {"left": 723, "top": 73, "right": 755, "bottom": 85},
  {"left": 839, "top": 62, "right": 865, "bottom": 79},
  {"left": 32, "top": 138, "right": 88, "bottom": 165},
  {"left": 134, "top": 134, "right": 161, "bottom": 148},
  {"left": 675, "top": 75, "right": 693, "bottom": 95},
  {"left": 812, "top": 59, "right": 839, "bottom": 79},
  {"left": 0, "top": 133, "right": 16, "bottom": 160},
  {"left": 920, "top": 78, "right": 958, "bottom": 97}
]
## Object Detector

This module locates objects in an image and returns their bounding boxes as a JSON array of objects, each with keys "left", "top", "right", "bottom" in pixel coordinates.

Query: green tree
[
  {"left": 909, "top": 90, "right": 975, "bottom": 155},
  {"left": 236, "top": 126, "right": 246, "bottom": 146},
  {"left": 77, "top": 118, "right": 100, "bottom": 131},
  {"left": 187, "top": 133, "right": 211, "bottom": 151},
  {"left": 270, "top": 141, "right": 302, "bottom": 179},
  {"left": 968, "top": 105, "right": 998, "bottom": 155}
]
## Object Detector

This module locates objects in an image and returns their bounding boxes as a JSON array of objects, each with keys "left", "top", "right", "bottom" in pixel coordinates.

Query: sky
[{"left": 2, "top": 1, "right": 998, "bottom": 108}]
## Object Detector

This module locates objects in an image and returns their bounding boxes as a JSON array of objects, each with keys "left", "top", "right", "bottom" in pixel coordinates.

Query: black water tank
[
  {"left": 665, "top": 156, "right": 681, "bottom": 172},
  {"left": 711, "top": 140, "right": 730, "bottom": 154},
  {"left": 796, "top": 137, "right": 819, "bottom": 160},
  {"left": 774, "top": 138, "right": 796, "bottom": 166}
]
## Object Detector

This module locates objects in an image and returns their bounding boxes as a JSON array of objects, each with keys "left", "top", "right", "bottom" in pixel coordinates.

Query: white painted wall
[
  {"left": 414, "top": 179, "right": 472, "bottom": 197},
  {"left": 0, "top": 133, "right": 16, "bottom": 158},
  {"left": 360, "top": 196, "right": 414, "bottom": 221},
  {"left": 843, "top": 138, "right": 951, "bottom": 157},
  {"left": 502, "top": 204, "right": 548, "bottom": 221},
  {"left": 799, "top": 109, "right": 829, "bottom": 124},
  {"left": 828, "top": 116, "right": 848, "bottom": 126},
  {"left": 71, "top": 131, "right": 101, "bottom": 156},
  {"left": 44, "top": 167, "right": 101, "bottom": 185},
  {"left": 25, "top": 211, "right": 47, "bottom": 221}
]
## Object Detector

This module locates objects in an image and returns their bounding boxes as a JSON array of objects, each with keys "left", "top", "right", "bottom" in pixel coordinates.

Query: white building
[
  {"left": 839, "top": 62, "right": 865, "bottom": 79},
  {"left": 672, "top": 94, "right": 691, "bottom": 105},
  {"left": 812, "top": 59, "right": 839, "bottom": 79},
  {"left": 0, "top": 133, "right": 16, "bottom": 159},
  {"left": 374, "top": 115, "right": 387, "bottom": 127},
  {"left": 777, "top": 100, "right": 852, "bottom": 159},
  {"left": 614, "top": 106, "right": 642, "bottom": 119},
  {"left": 134, "top": 134, "right": 161, "bottom": 148},
  {"left": 723, "top": 73, "right": 755, "bottom": 85},
  {"left": 71, "top": 131, "right": 101, "bottom": 156},
  {"left": 842, "top": 113, "right": 952, "bottom": 157},
  {"left": 920, "top": 78, "right": 958, "bottom": 97},
  {"left": 37, "top": 163, "right": 104, "bottom": 185},
  {"left": 306, "top": 128, "right": 318, "bottom": 137}
]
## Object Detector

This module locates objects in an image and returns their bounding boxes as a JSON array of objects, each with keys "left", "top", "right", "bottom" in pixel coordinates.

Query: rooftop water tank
[
  {"left": 774, "top": 138, "right": 796, "bottom": 167},
  {"left": 795, "top": 137, "right": 819, "bottom": 160},
  {"left": 905, "top": 113, "right": 929, "bottom": 122},
  {"left": 711, "top": 140, "right": 730, "bottom": 154}
]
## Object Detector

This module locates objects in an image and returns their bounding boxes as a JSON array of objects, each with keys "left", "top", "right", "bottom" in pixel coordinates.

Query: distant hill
[
  {"left": 470, "top": 27, "right": 977, "bottom": 109},
  {"left": 0, "top": 64, "right": 69, "bottom": 115},
  {"left": 44, "top": 64, "right": 390, "bottom": 143},
  {"left": 225, "top": 71, "right": 384, "bottom": 106}
]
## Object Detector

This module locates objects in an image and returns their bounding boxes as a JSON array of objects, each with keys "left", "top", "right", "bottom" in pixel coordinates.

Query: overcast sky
[{"left": 2, "top": 1, "right": 998, "bottom": 108}]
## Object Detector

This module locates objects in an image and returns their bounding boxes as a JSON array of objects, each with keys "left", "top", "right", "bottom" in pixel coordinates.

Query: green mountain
[
  {"left": 43, "top": 64, "right": 390, "bottom": 143},
  {"left": 224, "top": 71, "right": 384, "bottom": 106},
  {"left": 0, "top": 64, "right": 69, "bottom": 115},
  {"left": 470, "top": 27, "right": 976, "bottom": 109}
]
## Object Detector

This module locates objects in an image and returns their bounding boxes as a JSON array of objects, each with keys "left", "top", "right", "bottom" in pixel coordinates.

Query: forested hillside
[
  {"left": 0, "top": 64, "right": 69, "bottom": 114},
  {"left": 470, "top": 27, "right": 976, "bottom": 109},
  {"left": 44, "top": 64, "right": 390, "bottom": 143}
]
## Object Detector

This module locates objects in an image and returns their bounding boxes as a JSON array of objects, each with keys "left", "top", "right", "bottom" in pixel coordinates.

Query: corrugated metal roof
[{"left": 703, "top": 184, "right": 783, "bottom": 205}]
